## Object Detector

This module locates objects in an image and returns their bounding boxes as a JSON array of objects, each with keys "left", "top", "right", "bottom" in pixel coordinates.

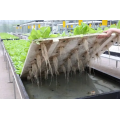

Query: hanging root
[
  {"left": 32, "top": 63, "right": 39, "bottom": 86},
  {"left": 85, "top": 51, "right": 90, "bottom": 63},
  {"left": 61, "top": 65, "right": 66, "bottom": 79},
  {"left": 67, "top": 58, "right": 72, "bottom": 81},
  {"left": 72, "top": 66, "right": 77, "bottom": 75},
  {"left": 53, "top": 56, "right": 59, "bottom": 76},
  {"left": 78, "top": 59, "right": 84, "bottom": 72},
  {"left": 75, "top": 50, "right": 80, "bottom": 72},
  {"left": 27, "top": 75, "right": 31, "bottom": 81},
  {"left": 36, "top": 54, "right": 41, "bottom": 75},
  {"left": 95, "top": 53, "right": 101, "bottom": 63},
  {"left": 41, "top": 43, "right": 48, "bottom": 66},
  {"left": 83, "top": 39, "right": 89, "bottom": 51},
  {"left": 48, "top": 60, "right": 53, "bottom": 77},
  {"left": 67, "top": 58, "right": 72, "bottom": 70},
  {"left": 93, "top": 41, "right": 100, "bottom": 52},
  {"left": 36, "top": 54, "right": 42, "bottom": 85},
  {"left": 87, "top": 60, "right": 92, "bottom": 74},
  {"left": 44, "top": 71, "right": 47, "bottom": 80},
  {"left": 41, "top": 43, "right": 53, "bottom": 77},
  {"left": 60, "top": 46, "right": 64, "bottom": 56},
  {"left": 29, "top": 70, "right": 34, "bottom": 84},
  {"left": 46, "top": 69, "right": 49, "bottom": 79}
]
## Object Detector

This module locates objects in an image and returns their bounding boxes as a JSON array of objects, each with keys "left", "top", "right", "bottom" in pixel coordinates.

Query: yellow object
[
  {"left": 89, "top": 24, "right": 91, "bottom": 27},
  {"left": 63, "top": 21, "right": 66, "bottom": 28},
  {"left": 71, "top": 25, "right": 73, "bottom": 28},
  {"left": 38, "top": 24, "right": 40, "bottom": 28},
  {"left": 99, "top": 23, "right": 101, "bottom": 26},
  {"left": 78, "top": 20, "right": 83, "bottom": 25},
  {"left": 16, "top": 27, "right": 18, "bottom": 29},
  {"left": 67, "top": 25, "right": 68, "bottom": 28},
  {"left": 33, "top": 25, "right": 35, "bottom": 29},
  {"left": 102, "top": 20, "right": 108, "bottom": 26},
  {"left": 20, "top": 26, "right": 22, "bottom": 29},
  {"left": 28, "top": 26, "right": 30, "bottom": 29}
]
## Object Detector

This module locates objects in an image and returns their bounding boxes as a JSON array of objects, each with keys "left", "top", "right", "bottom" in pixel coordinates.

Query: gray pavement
[{"left": 0, "top": 41, "right": 20, "bottom": 99}]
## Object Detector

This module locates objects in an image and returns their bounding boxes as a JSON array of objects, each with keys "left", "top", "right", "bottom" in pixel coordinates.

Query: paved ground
[{"left": 0, "top": 41, "right": 20, "bottom": 99}]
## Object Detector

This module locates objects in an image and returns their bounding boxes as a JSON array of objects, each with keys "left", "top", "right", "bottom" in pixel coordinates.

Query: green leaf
[
  {"left": 30, "top": 29, "right": 38, "bottom": 40},
  {"left": 42, "top": 27, "right": 51, "bottom": 38},
  {"left": 81, "top": 23, "right": 89, "bottom": 34},
  {"left": 57, "top": 33, "right": 60, "bottom": 37},
  {"left": 96, "top": 27, "right": 103, "bottom": 33},
  {"left": 74, "top": 25, "right": 82, "bottom": 35},
  {"left": 36, "top": 30, "right": 42, "bottom": 38},
  {"left": 0, "top": 33, "right": 19, "bottom": 39},
  {"left": 61, "top": 31, "right": 67, "bottom": 37},
  {"left": 3, "top": 39, "right": 30, "bottom": 75},
  {"left": 117, "top": 21, "right": 120, "bottom": 29},
  {"left": 110, "top": 24, "right": 117, "bottom": 28},
  {"left": 104, "top": 27, "right": 109, "bottom": 31},
  {"left": 88, "top": 28, "right": 96, "bottom": 34},
  {"left": 69, "top": 32, "right": 73, "bottom": 36},
  {"left": 49, "top": 34, "right": 58, "bottom": 38},
  {"left": 74, "top": 22, "right": 89, "bottom": 35}
]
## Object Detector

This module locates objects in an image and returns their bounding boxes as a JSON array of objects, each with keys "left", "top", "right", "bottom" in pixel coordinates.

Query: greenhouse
[{"left": 0, "top": 20, "right": 120, "bottom": 99}]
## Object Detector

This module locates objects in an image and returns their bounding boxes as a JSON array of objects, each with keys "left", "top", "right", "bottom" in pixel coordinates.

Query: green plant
[
  {"left": 49, "top": 34, "right": 58, "bottom": 38},
  {"left": 73, "top": 22, "right": 89, "bottom": 35},
  {"left": 88, "top": 28, "right": 97, "bottom": 34},
  {"left": 96, "top": 27, "right": 103, "bottom": 33},
  {"left": 3, "top": 40, "right": 30, "bottom": 74},
  {"left": 28, "top": 26, "right": 51, "bottom": 42},
  {"left": 117, "top": 20, "right": 120, "bottom": 29},
  {"left": 0, "top": 33, "right": 19, "bottom": 39},
  {"left": 110, "top": 24, "right": 117, "bottom": 28},
  {"left": 104, "top": 27, "right": 109, "bottom": 31}
]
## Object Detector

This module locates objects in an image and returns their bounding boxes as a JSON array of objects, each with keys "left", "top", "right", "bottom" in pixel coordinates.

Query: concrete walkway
[
  {"left": 91, "top": 57, "right": 120, "bottom": 79},
  {"left": 0, "top": 41, "right": 20, "bottom": 99}
]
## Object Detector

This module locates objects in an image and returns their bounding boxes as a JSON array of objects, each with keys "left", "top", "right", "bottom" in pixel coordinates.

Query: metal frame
[
  {"left": 101, "top": 54, "right": 120, "bottom": 68},
  {"left": 0, "top": 39, "right": 29, "bottom": 99}
]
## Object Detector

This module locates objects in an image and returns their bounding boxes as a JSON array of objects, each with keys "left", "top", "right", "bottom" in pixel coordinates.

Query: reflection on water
[{"left": 22, "top": 71, "right": 120, "bottom": 99}]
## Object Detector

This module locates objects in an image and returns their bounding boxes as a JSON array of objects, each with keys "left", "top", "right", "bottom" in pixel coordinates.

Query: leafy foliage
[
  {"left": 104, "top": 27, "right": 109, "bottom": 31},
  {"left": 88, "top": 28, "right": 97, "bottom": 34},
  {"left": 117, "top": 20, "right": 120, "bottom": 29},
  {"left": 3, "top": 40, "right": 30, "bottom": 74},
  {"left": 28, "top": 26, "right": 51, "bottom": 41},
  {"left": 110, "top": 24, "right": 117, "bottom": 28},
  {"left": 0, "top": 33, "right": 19, "bottom": 39},
  {"left": 96, "top": 27, "right": 103, "bottom": 33},
  {"left": 49, "top": 34, "right": 58, "bottom": 38},
  {"left": 61, "top": 31, "right": 67, "bottom": 37}
]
